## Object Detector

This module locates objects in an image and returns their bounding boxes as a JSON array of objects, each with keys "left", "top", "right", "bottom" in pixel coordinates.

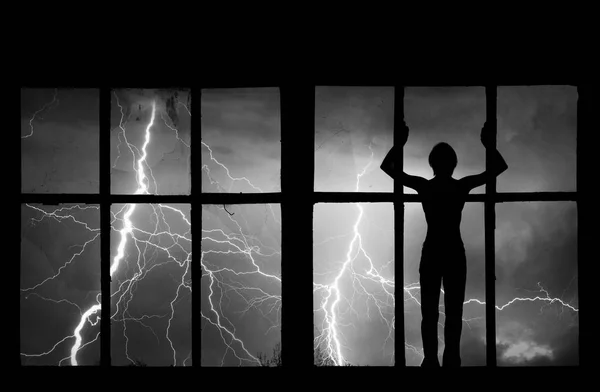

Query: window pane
[
  {"left": 404, "top": 87, "right": 487, "bottom": 194},
  {"left": 497, "top": 86, "right": 577, "bottom": 193},
  {"left": 110, "top": 203, "right": 191, "bottom": 366},
  {"left": 314, "top": 203, "right": 395, "bottom": 366},
  {"left": 404, "top": 202, "right": 486, "bottom": 366},
  {"left": 201, "top": 204, "right": 281, "bottom": 366},
  {"left": 111, "top": 89, "right": 191, "bottom": 195},
  {"left": 20, "top": 203, "right": 100, "bottom": 365},
  {"left": 201, "top": 88, "right": 281, "bottom": 193},
  {"left": 315, "top": 86, "right": 394, "bottom": 193},
  {"left": 496, "top": 202, "right": 578, "bottom": 366},
  {"left": 21, "top": 88, "right": 99, "bottom": 193}
]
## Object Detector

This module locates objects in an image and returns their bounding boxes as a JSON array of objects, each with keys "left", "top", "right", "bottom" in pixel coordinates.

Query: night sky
[
  {"left": 111, "top": 89, "right": 191, "bottom": 195},
  {"left": 20, "top": 86, "right": 578, "bottom": 366},
  {"left": 109, "top": 203, "right": 192, "bottom": 366},
  {"left": 313, "top": 86, "right": 578, "bottom": 366},
  {"left": 201, "top": 88, "right": 281, "bottom": 193},
  {"left": 200, "top": 88, "right": 282, "bottom": 365},
  {"left": 20, "top": 203, "right": 101, "bottom": 365},
  {"left": 21, "top": 88, "right": 99, "bottom": 193}
]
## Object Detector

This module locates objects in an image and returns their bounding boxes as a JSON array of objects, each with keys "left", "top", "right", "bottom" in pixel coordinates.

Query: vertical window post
[
  {"left": 280, "top": 84, "right": 315, "bottom": 367},
  {"left": 484, "top": 85, "right": 497, "bottom": 366},
  {"left": 191, "top": 87, "right": 201, "bottom": 366},
  {"left": 394, "top": 85, "right": 406, "bottom": 367},
  {"left": 100, "top": 87, "right": 112, "bottom": 367}
]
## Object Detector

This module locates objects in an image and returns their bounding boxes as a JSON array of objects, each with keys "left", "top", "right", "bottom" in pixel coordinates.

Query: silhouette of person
[{"left": 380, "top": 121, "right": 508, "bottom": 367}]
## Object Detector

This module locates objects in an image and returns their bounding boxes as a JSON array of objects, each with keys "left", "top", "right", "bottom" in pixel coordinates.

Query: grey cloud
[{"left": 201, "top": 88, "right": 280, "bottom": 142}]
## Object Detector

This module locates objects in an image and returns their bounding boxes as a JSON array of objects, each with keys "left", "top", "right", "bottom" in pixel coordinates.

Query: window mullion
[
  {"left": 394, "top": 85, "right": 406, "bottom": 367},
  {"left": 100, "top": 87, "right": 112, "bottom": 367},
  {"left": 485, "top": 85, "right": 497, "bottom": 367},
  {"left": 280, "top": 84, "right": 315, "bottom": 367},
  {"left": 191, "top": 86, "right": 201, "bottom": 367}
]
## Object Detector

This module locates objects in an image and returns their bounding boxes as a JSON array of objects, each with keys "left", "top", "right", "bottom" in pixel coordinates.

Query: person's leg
[
  {"left": 441, "top": 250, "right": 467, "bottom": 367},
  {"left": 420, "top": 263, "right": 443, "bottom": 367}
]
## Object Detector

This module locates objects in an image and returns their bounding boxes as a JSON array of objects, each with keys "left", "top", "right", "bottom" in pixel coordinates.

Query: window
[
  {"left": 310, "top": 85, "right": 580, "bottom": 367},
  {"left": 19, "top": 82, "right": 584, "bottom": 369},
  {"left": 200, "top": 88, "right": 282, "bottom": 366}
]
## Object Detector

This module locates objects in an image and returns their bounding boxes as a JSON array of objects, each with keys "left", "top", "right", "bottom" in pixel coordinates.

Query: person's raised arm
[
  {"left": 460, "top": 122, "right": 509, "bottom": 192},
  {"left": 380, "top": 122, "right": 427, "bottom": 192}
]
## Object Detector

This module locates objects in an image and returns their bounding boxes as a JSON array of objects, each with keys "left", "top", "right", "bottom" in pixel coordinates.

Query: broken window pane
[
  {"left": 496, "top": 202, "right": 578, "bottom": 366},
  {"left": 21, "top": 88, "right": 99, "bottom": 193},
  {"left": 314, "top": 203, "right": 394, "bottom": 366},
  {"left": 201, "top": 204, "right": 281, "bottom": 366},
  {"left": 201, "top": 88, "right": 281, "bottom": 193},
  {"left": 111, "top": 89, "right": 191, "bottom": 195},
  {"left": 315, "top": 86, "right": 394, "bottom": 193},
  {"left": 497, "top": 86, "right": 577, "bottom": 193},
  {"left": 20, "top": 203, "right": 100, "bottom": 366}
]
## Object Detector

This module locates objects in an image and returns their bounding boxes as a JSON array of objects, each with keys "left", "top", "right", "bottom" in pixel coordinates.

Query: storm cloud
[{"left": 313, "top": 86, "right": 578, "bottom": 366}]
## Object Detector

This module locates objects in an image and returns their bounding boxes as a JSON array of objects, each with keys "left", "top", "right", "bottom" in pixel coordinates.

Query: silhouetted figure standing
[{"left": 380, "top": 122, "right": 508, "bottom": 367}]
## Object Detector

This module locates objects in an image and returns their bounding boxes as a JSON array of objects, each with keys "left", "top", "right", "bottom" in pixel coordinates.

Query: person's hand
[
  {"left": 399, "top": 120, "right": 409, "bottom": 146},
  {"left": 481, "top": 121, "right": 495, "bottom": 149}
]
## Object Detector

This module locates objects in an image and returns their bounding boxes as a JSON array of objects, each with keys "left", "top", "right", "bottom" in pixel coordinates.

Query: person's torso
[{"left": 419, "top": 177, "right": 467, "bottom": 248}]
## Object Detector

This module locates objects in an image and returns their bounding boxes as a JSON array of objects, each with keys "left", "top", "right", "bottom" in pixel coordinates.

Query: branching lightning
[
  {"left": 165, "top": 98, "right": 282, "bottom": 366},
  {"left": 20, "top": 91, "right": 578, "bottom": 367},
  {"left": 313, "top": 145, "right": 579, "bottom": 366},
  {"left": 22, "top": 97, "right": 193, "bottom": 366},
  {"left": 21, "top": 91, "right": 282, "bottom": 367},
  {"left": 22, "top": 88, "right": 59, "bottom": 139}
]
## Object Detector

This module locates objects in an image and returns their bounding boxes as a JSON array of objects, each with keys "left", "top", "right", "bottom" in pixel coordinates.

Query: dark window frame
[{"left": 19, "top": 82, "right": 583, "bottom": 369}]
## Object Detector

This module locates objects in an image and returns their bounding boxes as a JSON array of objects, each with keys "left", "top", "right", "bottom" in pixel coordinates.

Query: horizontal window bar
[
  {"left": 20, "top": 192, "right": 577, "bottom": 205},
  {"left": 313, "top": 192, "right": 577, "bottom": 203}
]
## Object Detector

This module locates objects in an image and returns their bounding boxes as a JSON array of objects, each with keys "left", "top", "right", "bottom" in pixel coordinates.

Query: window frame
[
  {"left": 19, "top": 82, "right": 583, "bottom": 368},
  {"left": 307, "top": 85, "right": 580, "bottom": 368}
]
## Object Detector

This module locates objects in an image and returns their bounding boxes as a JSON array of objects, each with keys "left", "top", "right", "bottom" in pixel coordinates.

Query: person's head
[{"left": 428, "top": 142, "right": 457, "bottom": 177}]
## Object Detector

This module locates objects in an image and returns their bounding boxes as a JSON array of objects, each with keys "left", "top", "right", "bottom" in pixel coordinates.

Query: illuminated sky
[
  {"left": 313, "top": 86, "right": 578, "bottom": 366},
  {"left": 200, "top": 88, "right": 282, "bottom": 365},
  {"left": 20, "top": 86, "right": 578, "bottom": 367},
  {"left": 21, "top": 88, "right": 99, "bottom": 193},
  {"left": 20, "top": 204, "right": 101, "bottom": 365},
  {"left": 111, "top": 89, "right": 191, "bottom": 195}
]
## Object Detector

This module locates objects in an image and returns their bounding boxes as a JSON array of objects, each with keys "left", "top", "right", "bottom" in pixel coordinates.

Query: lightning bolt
[
  {"left": 314, "top": 144, "right": 396, "bottom": 366},
  {"left": 22, "top": 97, "right": 194, "bottom": 366},
  {"left": 162, "top": 97, "right": 282, "bottom": 366},
  {"left": 21, "top": 92, "right": 577, "bottom": 367},
  {"left": 21, "top": 92, "right": 282, "bottom": 366},
  {"left": 185, "top": 102, "right": 281, "bottom": 366},
  {"left": 313, "top": 144, "right": 579, "bottom": 366},
  {"left": 22, "top": 88, "right": 59, "bottom": 139}
]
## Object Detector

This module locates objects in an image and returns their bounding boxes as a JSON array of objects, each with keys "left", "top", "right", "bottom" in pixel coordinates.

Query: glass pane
[
  {"left": 20, "top": 203, "right": 100, "bottom": 365},
  {"left": 315, "top": 86, "right": 394, "bottom": 192},
  {"left": 314, "top": 203, "right": 395, "bottom": 366},
  {"left": 404, "top": 202, "right": 486, "bottom": 366},
  {"left": 496, "top": 202, "right": 578, "bottom": 366},
  {"left": 201, "top": 88, "right": 281, "bottom": 193},
  {"left": 497, "top": 86, "right": 577, "bottom": 193},
  {"left": 110, "top": 203, "right": 191, "bottom": 366},
  {"left": 21, "top": 88, "right": 99, "bottom": 193},
  {"left": 111, "top": 89, "right": 191, "bottom": 195},
  {"left": 201, "top": 204, "right": 281, "bottom": 366},
  {"left": 404, "top": 87, "right": 487, "bottom": 194}
]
